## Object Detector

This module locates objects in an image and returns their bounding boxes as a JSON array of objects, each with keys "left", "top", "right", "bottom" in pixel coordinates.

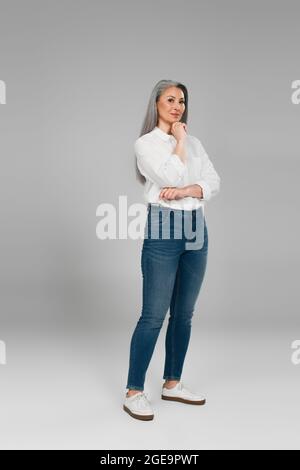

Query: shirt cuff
[{"left": 195, "top": 180, "right": 212, "bottom": 201}]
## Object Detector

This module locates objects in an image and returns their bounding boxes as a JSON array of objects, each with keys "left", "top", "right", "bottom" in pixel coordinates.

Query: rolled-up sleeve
[
  {"left": 194, "top": 138, "right": 221, "bottom": 201},
  {"left": 135, "top": 138, "right": 186, "bottom": 188}
]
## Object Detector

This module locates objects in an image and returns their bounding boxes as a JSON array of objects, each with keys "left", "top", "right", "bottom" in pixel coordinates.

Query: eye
[{"left": 168, "top": 98, "right": 185, "bottom": 104}]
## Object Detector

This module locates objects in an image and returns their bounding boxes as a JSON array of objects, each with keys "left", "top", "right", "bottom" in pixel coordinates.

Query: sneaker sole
[
  {"left": 123, "top": 405, "right": 154, "bottom": 421},
  {"left": 161, "top": 395, "right": 206, "bottom": 405}
]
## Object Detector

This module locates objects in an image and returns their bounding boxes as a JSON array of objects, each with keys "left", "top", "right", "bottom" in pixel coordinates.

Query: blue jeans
[{"left": 125, "top": 203, "right": 208, "bottom": 391}]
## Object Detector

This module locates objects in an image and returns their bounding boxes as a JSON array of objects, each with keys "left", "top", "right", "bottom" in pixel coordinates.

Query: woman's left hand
[{"left": 159, "top": 187, "right": 187, "bottom": 200}]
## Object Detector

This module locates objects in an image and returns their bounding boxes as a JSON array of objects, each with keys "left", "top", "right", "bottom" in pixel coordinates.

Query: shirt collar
[{"left": 153, "top": 126, "right": 176, "bottom": 143}]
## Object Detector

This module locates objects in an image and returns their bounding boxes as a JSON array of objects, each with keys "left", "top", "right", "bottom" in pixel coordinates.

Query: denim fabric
[{"left": 125, "top": 203, "right": 208, "bottom": 391}]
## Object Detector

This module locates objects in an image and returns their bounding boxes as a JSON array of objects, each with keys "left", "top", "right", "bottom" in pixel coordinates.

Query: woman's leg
[
  {"left": 163, "top": 221, "right": 208, "bottom": 381},
  {"left": 126, "top": 237, "right": 182, "bottom": 392}
]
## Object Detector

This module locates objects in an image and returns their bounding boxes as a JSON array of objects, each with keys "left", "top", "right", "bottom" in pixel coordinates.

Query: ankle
[
  {"left": 163, "top": 380, "right": 179, "bottom": 389},
  {"left": 126, "top": 389, "right": 143, "bottom": 397}
]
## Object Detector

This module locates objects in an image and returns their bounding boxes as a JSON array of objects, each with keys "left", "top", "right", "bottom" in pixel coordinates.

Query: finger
[
  {"left": 165, "top": 189, "right": 175, "bottom": 200},
  {"left": 160, "top": 187, "right": 169, "bottom": 196},
  {"left": 162, "top": 191, "right": 170, "bottom": 199},
  {"left": 159, "top": 189, "right": 167, "bottom": 198}
]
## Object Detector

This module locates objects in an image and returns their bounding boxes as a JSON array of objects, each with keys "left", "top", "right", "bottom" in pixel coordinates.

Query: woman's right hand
[{"left": 171, "top": 122, "right": 187, "bottom": 142}]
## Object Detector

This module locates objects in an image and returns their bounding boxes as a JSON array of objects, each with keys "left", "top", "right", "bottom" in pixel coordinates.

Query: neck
[{"left": 156, "top": 120, "right": 172, "bottom": 135}]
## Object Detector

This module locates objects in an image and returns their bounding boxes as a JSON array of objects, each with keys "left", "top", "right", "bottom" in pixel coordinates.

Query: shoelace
[
  {"left": 136, "top": 392, "right": 149, "bottom": 402},
  {"left": 134, "top": 392, "right": 150, "bottom": 408}
]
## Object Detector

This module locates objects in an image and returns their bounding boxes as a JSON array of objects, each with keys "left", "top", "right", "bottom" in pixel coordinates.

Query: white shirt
[{"left": 135, "top": 126, "right": 221, "bottom": 211}]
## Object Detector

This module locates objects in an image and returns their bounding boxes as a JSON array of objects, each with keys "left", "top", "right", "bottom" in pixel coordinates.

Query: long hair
[{"left": 135, "top": 79, "right": 189, "bottom": 184}]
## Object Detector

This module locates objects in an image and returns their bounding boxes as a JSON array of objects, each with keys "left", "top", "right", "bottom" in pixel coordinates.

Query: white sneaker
[
  {"left": 123, "top": 391, "right": 154, "bottom": 421},
  {"left": 161, "top": 381, "right": 206, "bottom": 405}
]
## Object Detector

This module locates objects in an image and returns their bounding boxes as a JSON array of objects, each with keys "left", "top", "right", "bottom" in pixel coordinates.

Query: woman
[{"left": 123, "top": 79, "right": 221, "bottom": 421}]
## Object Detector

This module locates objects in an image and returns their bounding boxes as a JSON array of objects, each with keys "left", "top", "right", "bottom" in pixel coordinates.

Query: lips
[{"left": 171, "top": 114, "right": 180, "bottom": 117}]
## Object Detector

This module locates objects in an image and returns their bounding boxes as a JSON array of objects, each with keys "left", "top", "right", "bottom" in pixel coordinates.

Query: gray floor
[{"left": 1, "top": 321, "right": 299, "bottom": 450}]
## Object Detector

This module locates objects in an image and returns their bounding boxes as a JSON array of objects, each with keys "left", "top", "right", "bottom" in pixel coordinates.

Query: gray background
[{"left": 0, "top": 0, "right": 299, "bottom": 449}]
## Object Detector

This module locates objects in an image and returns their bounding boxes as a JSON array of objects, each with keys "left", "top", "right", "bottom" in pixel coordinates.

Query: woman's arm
[
  {"left": 182, "top": 184, "right": 203, "bottom": 199},
  {"left": 192, "top": 138, "right": 221, "bottom": 201},
  {"left": 173, "top": 138, "right": 187, "bottom": 164},
  {"left": 159, "top": 184, "right": 202, "bottom": 201},
  {"left": 158, "top": 134, "right": 221, "bottom": 202},
  {"left": 135, "top": 138, "right": 187, "bottom": 188},
  {"left": 159, "top": 161, "right": 220, "bottom": 201}
]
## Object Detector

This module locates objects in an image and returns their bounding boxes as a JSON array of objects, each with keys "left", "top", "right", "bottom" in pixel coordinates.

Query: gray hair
[{"left": 135, "top": 79, "right": 189, "bottom": 184}]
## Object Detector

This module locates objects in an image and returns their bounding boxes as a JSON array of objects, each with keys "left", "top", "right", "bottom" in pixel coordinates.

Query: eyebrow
[{"left": 167, "top": 95, "right": 185, "bottom": 100}]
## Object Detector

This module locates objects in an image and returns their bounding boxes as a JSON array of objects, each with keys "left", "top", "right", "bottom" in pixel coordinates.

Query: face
[{"left": 156, "top": 86, "right": 186, "bottom": 125}]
